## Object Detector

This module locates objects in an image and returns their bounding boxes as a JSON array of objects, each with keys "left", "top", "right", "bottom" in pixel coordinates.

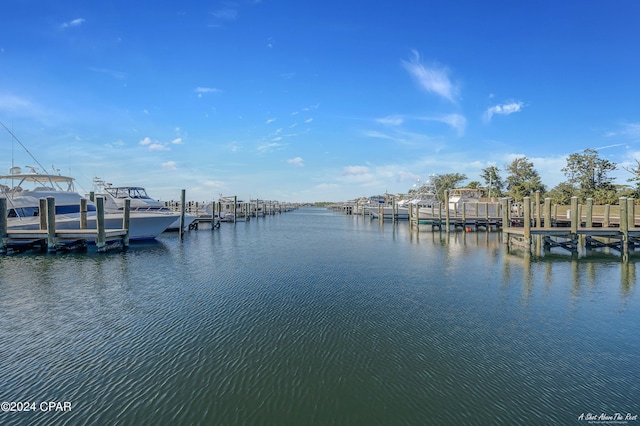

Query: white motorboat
[
  {"left": 92, "top": 178, "right": 196, "bottom": 231},
  {"left": 367, "top": 205, "right": 410, "bottom": 220},
  {"left": 218, "top": 196, "right": 250, "bottom": 222},
  {"left": 1, "top": 168, "right": 178, "bottom": 240}
]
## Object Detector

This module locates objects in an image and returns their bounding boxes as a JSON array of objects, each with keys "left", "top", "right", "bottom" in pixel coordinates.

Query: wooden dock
[
  {"left": 403, "top": 190, "right": 639, "bottom": 258},
  {"left": 502, "top": 196, "right": 639, "bottom": 257},
  {"left": 1, "top": 196, "right": 130, "bottom": 255}
]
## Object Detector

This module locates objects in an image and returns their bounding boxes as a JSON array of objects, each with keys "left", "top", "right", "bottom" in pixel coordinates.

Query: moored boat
[
  {"left": 2, "top": 169, "right": 178, "bottom": 240},
  {"left": 92, "top": 178, "right": 196, "bottom": 231}
]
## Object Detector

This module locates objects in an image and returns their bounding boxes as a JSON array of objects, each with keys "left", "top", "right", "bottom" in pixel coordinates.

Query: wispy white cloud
[
  {"left": 212, "top": 8, "right": 238, "bottom": 20},
  {"left": 402, "top": 50, "right": 458, "bottom": 103},
  {"left": 483, "top": 101, "right": 524, "bottom": 122},
  {"left": 364, "top": 130, "right": 397, "bottom": 141},
  {"left": 0, "top": 93, "right": 33, "bottom": 113},
  {"left": 376, "top": 115, "right": 404, "bottom": 126},
  {"left": 104, "top": 139, "right": 125, "bottom": 149},
  {"left": 60, "top": 18, "right": 85, "bottom": 29},
  {"left": 202, "top": 179, "right": 225, "bottom": 188},
  {"left": 148, "top": 143, "right": 170, "bottom": 151},
  {"left": 140, "top": 137, "right": 170, "bottom": 151},
  {"left": 161, "top": 161, "right": 177, "bottom": 170},
  {"left": 257, "top": 141, "right": 284, "bottom": 153},
  {"left": 195, "top": 87, "right": 221, "bottom": 98},
  {"left": 606, "top": 123, "right": 640, "bottom": 139},
  {"left": 171, "top": 138, "right": 183, "bottom": 145},
  {"left": 266, "top": 118, "right": 276, "bottom": 124},
  {"left": 416, "top": 113, "right": 466, "bottom": 136},
  {"left": 438, "top": 114, "right": 466, "bottom": 136},
  {"left": 287, "top": 157, "right": 304, "bottom": 167},
  {"left": 343, "top": 165, "right": 370, "bottom": 175}
]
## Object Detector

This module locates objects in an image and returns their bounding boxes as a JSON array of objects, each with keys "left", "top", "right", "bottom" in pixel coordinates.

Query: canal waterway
[{"left": 1, "top": 207, "right": 638, "bottom": 425}]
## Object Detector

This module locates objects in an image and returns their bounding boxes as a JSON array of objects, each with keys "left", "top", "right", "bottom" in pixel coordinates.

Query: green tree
[
  {"left": 546, "top": 182, "right": 575, "bottom": 204},
  {"left": 561, "top": 148, "right": 617, "bottom": 202},
  {"left": 624, "top": 159, "right": 640, "bottom": 198},
  {"left": 480, "top": 165, "right": 504, "bottom": 198},
  {"left": 432, "top": 173, "right": 467, "bottom": 201},
  {"left": 505, "top": 157, "right": 546, "bottom": 201}
]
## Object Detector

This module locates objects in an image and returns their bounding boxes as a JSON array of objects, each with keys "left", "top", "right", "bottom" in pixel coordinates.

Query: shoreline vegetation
[{"left": 329, "top": 149, "right": 639, "bottom": 207}]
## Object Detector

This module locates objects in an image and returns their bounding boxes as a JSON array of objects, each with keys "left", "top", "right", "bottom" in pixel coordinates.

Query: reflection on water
[{"left": 0, "top": 207, "right": 638, "bottom": 425}]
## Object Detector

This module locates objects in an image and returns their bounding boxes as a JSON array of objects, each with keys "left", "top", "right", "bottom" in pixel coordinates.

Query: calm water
[{"left": 1, "top": 207, "right": 639, "bottom": 425}]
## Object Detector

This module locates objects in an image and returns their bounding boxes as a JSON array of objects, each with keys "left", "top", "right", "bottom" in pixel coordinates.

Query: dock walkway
[{"left": 1, "top": 196, "right": 130, "bottom": 254}]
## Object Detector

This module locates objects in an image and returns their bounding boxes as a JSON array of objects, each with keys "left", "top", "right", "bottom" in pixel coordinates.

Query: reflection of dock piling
[{"left": 1, "top": 196, "right": 129, "bottom": 255}]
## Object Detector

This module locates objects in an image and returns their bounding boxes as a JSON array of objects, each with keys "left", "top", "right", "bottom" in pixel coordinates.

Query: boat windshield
[{"left": 106, "top": 187, "right": 151, "bottom": 199}]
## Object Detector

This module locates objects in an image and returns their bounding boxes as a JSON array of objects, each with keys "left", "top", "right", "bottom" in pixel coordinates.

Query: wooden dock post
[
  {"left": 570, "top": 197, "right": 579, "bottom": 235},
  {"left": 444, "top": 190, "right": 450, "bottom": 233},
  {"left": 523, "top": 196, "right": 532, "bottom": 244},
  {"left": 0, "top": 197, "right": 7, "bottom": 254},
  {"left": 544, "top": 198, "right": 552, "bottom": 227},
  {"left": 46, "top": 196, "right": 56, "bottom": 253},
  {"left": 96, "top": 196, "right": 106, "bottom": 250},
  {"left": 501, "top": 198, "right": 509, "bottom": 245},
  {"left": 629, "top": 198, "right": 636, "bottom": 228},
  {"left": 535, "top": 191, "right": 541, "bottom": 228},
  {"left": 461, "top": 201, "right": 467, "bottom": 230},
  {"left": 392, "top": 196, "right": 396, "bottom": 223},
  {"left": 620, "top": 197, "right": 628, "bottom": 255},
  {"left": 179, "top": 189, "right": 186, "bottom": 240},
  {"left": 604, "top": 204, "right": 611, "bottom": 228},
  {"left": 123, "top": 198, "right": 131, "bottom": 248},
  {"left": 585, "top": 198, "right": 593, "bottom": 228},
  {"left": 80, "top": 198, "right": 88, "bottom": 229},
  {"left": 39, "top": 198, "right": 47, "bottom": 230},
  {"left": 234, "top": 195, "right": 238, "bottom": 224}
]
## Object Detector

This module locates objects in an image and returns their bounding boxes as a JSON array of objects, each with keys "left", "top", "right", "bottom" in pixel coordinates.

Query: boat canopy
[
  {"left": 0, "top": 173, "right": 75, "bottom": 192},
  {"left": 104, "top": 186, "right": 152, "bottom": 199}
]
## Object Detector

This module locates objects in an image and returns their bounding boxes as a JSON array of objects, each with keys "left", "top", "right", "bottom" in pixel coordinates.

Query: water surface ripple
[{"left": 1, "top": 207, "right": 638, "bottom": 425}]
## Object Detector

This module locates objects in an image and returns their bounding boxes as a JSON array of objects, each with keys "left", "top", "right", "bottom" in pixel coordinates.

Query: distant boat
[
  {"left": 218, "top": 196, "right": 251, "bottom": 222},
  {"left": 1, "top": 169, "right": 178, "bottom": 240},
  {"left": 92, "top": 178, "right": 196, "bottom": 231}
]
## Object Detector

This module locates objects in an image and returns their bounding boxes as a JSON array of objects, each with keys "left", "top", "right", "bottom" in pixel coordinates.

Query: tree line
[{"left": 417, "top": 149, "right": 640, "bottom": 205}]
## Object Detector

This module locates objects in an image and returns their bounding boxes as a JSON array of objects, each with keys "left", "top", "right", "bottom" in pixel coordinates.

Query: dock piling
[
  {"left": 0, "top": 198, "right": 7, "bottom": 254},
  {"left": 96, "top": 196, "right": 106, "bottom": 250},
  {"left": 179, "top": 189, "right": 186, "bottom": 240},
  {"left": 80, "top": 198, "right": 88, "bottom": 229},
  {"left": 523, "top": 196, "right": 531, "bottom": 244},
  {"left": 444, "top": 190, "right": 450, "bottom": 233},
  {"left": 544, "top": 198, "right": 552, "bottom": 227},
  {"left": 570, "top": 197, "right": 579, "bottom": 235},
  {"left": 123, "top": 198, "right": 131, "bottom": 248},
  {"left": 535, "top": 191, "right": 541, "bottom": 228},
  {"left": 46, "top": 196, "right": 56, "bottom": 253},
  {"left": 39, "top": 198, "right": 47, "bottom": 230}
]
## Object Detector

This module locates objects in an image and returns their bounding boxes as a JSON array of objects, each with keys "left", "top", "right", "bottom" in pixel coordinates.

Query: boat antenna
[{"left": 0, "top": 120, "right": 49, "bottom": 175}]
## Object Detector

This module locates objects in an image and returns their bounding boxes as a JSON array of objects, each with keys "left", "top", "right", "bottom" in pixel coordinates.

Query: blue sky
[{"left": 2, "top": 1, "right": 640, "bottom": 203}]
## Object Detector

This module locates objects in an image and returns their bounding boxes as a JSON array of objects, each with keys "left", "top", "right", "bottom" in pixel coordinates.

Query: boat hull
[{"left": 6, "top": 211, "right": 179, "bottom": 241}]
